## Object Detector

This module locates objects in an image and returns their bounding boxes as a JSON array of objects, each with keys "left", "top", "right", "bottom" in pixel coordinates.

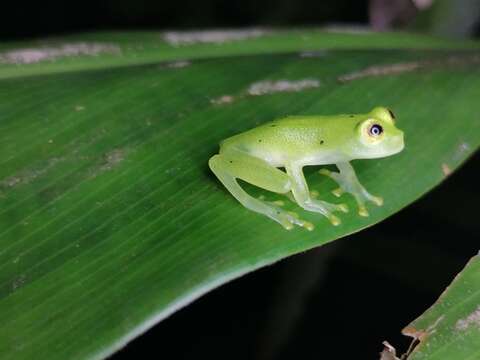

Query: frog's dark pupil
[
  {"left": 370, "top": 124, "right": 383, "bottom": 136},
  {"left": 388, "top": 109, "right": 396, "bottom": 119}
]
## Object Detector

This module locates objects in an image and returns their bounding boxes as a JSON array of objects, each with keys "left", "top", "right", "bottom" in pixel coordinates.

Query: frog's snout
[{"left": 393, "top": 131, "right": 405, "bottom": 153}]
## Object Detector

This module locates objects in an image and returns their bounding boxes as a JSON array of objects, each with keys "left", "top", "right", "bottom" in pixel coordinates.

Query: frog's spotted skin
[{"left": 209, "top": 107, "right": 404, "bottom": 230}]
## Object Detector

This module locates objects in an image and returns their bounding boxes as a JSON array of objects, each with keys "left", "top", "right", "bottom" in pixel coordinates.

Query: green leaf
[
  {"left": 0, "top": 30, "right": 478, "bottom": 359},
  {"left": 1, "top": 29, "right": 479, "bottom": 79},
  {"left": 403, "top": 255, "right": 480, "bottom": 359}
]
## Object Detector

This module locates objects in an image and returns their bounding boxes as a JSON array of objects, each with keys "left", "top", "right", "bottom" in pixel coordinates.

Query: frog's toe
[
  {"left": 371, "top": 196, "right": 383, "bottom": 206},
  {"left": 332, "top": 187, "right": 344, "bottom": 197},
  {"left": 289, "top": 213, "right": 314, "bottom": 231},
  {"left": 328, "top": 214, "right": 341, "bottom": 226},
  {"left": 301, "top": 220, "right": 315, "bottom": 231},
  {"left": 358, "top": 205, "right": 369, "bottom": 217},
  {"left": 354, "top": 192, "right": 382, "bottom": 216},
  {"left": 362, "top": 192, "right": 383, "bottom": 207},
  {"left": 281, "top": 221, "right": 294, "bottom": 231},
  {"left": 321, "top": 201, "right": 348, "bottom": 214},
  {"left": 276, "top": 211, "right": 314, "bottom": 231},
  {"left": 274, "top": 210, "right": 291, "bottom": 229},
  {"left": 282, "top": 221, "right": 293, "bottom": 230}
]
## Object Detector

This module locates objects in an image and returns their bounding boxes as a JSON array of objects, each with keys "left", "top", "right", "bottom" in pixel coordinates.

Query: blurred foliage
[{"left": 411, "top": 0, "right": 480, "bottom": 38}]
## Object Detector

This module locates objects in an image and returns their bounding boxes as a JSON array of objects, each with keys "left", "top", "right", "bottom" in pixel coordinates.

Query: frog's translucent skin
[{"left": 209, "top": 107, "right": 404, "bottom": 230}]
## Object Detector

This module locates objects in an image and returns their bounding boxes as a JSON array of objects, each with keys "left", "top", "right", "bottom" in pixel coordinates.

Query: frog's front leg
[
  {"left": 285, "top": 163, "right": 348, "bottom": 226},
  {"left": 319, "top": 162, "right": 383, "bottom": 217}
]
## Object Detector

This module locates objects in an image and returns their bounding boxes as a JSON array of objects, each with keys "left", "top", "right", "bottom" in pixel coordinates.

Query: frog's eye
[
  {"left": 369, "top": 124, "right": 383, "bottom": 137},
  {"left": 387, "top": 109, "right": 396, "bottom": 121}
]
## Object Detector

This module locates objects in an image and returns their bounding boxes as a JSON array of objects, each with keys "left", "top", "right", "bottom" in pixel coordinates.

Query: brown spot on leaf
[
  {"left": 211, "top": 95, "right": 235, "bottom": 105},
  {"left": 89, "top": 148, "right": 128, "bottom": 178},
  {"left": 338, "top": 55, "right": 480, "bottom": 82},
  {"left": 456, "top": 305, "right": 480, "bottom": 331},
  {"left": 100, "top": 149, "right": 125, "bottom": 171},
  {"left": 0, "top": 42, "right": 121, "bottom": 65},
  {"left": 299, "top": 50, "right": 328, "bottom": 58},
  {"left": 457, "top": 142, "right": 470, "bottom": 156},
  {"left": 442, "top": 163, "right": 452, "bottom": 177},
  {"left": 339, "top": 62, "right": 421, "bottom": 82},
  {"left": 165, "top": 60, "right": 191, "bottom": 69},
  {"left": 0, "top": 157, "right": 64, "bottom": 191},
  {"left": 247, "top": 79, "right": 320, "bottom": 96},
  {"left": 163, "top": 29, "right": 267, "bottom": 46},
  {"left": 12, "top": 274, "right": 26, "bottom": 292}
]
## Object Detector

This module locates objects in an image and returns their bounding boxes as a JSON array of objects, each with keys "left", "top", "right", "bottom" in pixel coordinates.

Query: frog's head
[{"left": 353, "top": 107, "right": 404, "bottom": 159}]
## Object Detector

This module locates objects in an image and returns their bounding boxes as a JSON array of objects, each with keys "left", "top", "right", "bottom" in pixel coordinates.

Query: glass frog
[{"left": 209, "top": 107, "right": 404, "bottom": 230}]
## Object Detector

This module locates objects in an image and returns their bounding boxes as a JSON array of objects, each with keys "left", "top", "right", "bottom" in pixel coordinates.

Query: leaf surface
[{"left": 0, "top": 30, "right": 478, "bottom": 359}]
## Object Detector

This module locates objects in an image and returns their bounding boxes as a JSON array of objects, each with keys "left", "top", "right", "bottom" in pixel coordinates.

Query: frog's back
[
  {"left": 221, "top": 114, "right": 356, "bottom": 148},
  {"left": 219, "top": 114, "right": 358, "bottom": 166},
  {"left": 262, "top": 115, "right": 332, "bottom": 128},
  {"left": 256, "top": 113, "right": 359, "bottom": 130},
  {"left": 220, "top": 115, "right": 320, "bottom": 150}
]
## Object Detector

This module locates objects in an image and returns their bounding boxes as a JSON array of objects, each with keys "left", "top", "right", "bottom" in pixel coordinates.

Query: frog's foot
[
  {"left": 257, "top": 195, "right": 313, "bottom": 230},
  {"left": 301, "top": 198, "right": 348, "bottom": 226},
  {"left": 257, "top": 195, "right": 311, "bottom": 230},
  {"left": 319, "top": 168, "right": 383, "bottom": 217},
  {"left": 273, "top": 208, "right": 314, "bottom": 231},
  {"left": 355, "top": 193, "right": 383, "bottom": 217}
]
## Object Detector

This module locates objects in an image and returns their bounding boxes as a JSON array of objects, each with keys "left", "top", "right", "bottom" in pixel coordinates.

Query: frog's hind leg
[{"left": 209, "top": 151, "right": 313, "bottom": 230}]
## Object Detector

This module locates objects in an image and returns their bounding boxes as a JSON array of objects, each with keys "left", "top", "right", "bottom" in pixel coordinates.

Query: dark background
[
  {"left": 2, "top": 0, "right": 479, "bottom": 41},
  {"left": 2, "top": 1, "right": 479, "bottom": 359},
  {"left": 1, "top": 0, "right": 369, "bottom": 40}
]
